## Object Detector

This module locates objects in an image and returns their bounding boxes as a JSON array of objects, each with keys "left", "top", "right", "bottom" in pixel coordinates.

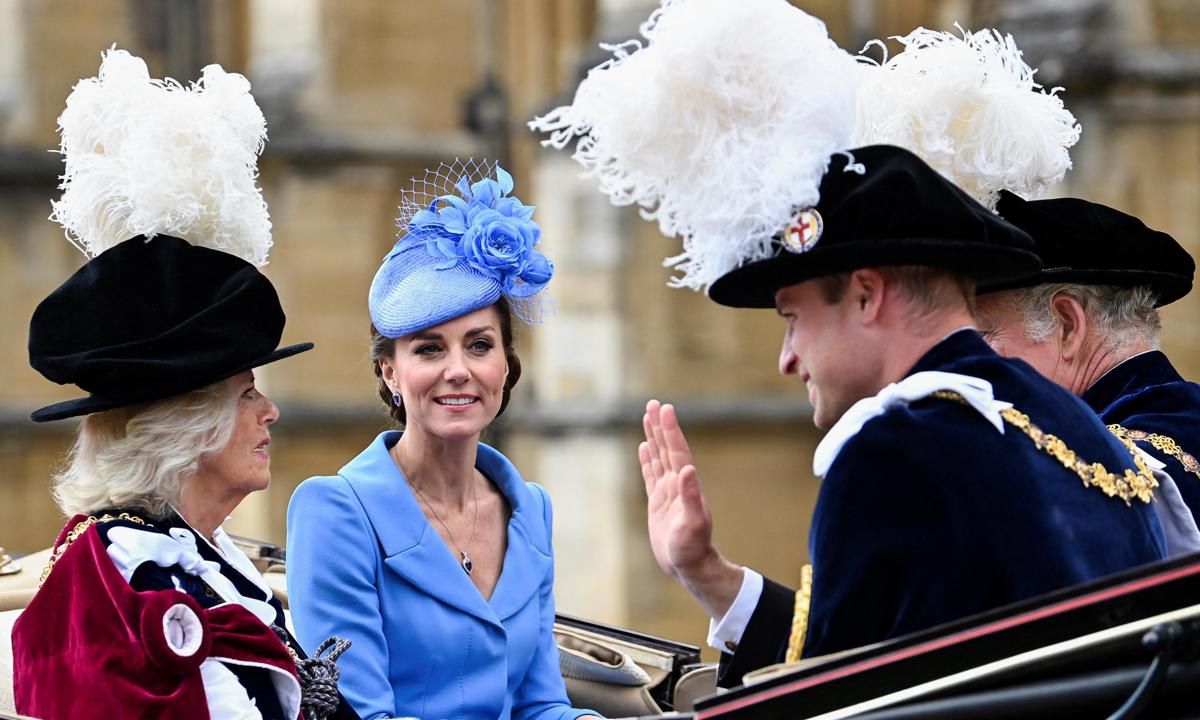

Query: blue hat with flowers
[{"left": 369, "top": 159, "right": 554, "bottom": 338}]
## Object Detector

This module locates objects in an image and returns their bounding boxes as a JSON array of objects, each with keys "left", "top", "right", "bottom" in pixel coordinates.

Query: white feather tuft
[
  {"left": 50, "top": 47, "right": 272, "bottom": 266},
  {"left": 853, "top": 26, "right": 1081, "bottom": 210},
  {"left": 530, "top": 0, "right": 861, "bottom": 291}
]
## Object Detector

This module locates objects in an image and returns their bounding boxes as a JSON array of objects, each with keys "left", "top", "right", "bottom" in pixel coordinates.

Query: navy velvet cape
[{"left": 720, "top": 330, "right": 1168, "bottom": 686}]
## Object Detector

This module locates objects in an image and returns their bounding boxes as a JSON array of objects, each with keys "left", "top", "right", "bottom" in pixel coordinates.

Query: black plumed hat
[
  {"left": 707, "top": 146, "right": 1042, "bottom": 309},
  {"left": 979, "top": 191, "right": 1194, "bottom": 307},
  {"left": 28, "top": 236, "right": 312, "bottom": 422}
]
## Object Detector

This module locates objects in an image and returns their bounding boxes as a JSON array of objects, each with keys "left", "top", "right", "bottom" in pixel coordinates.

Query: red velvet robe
[{"left": 13, "top": 515, "right": 302, "bottom": 719}]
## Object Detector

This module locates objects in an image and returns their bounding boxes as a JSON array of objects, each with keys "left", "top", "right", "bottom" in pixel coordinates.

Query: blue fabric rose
[
  {"left": 405, "top": 165, "right": 552, "bottom": 295},
  {"left": 512, "top": 253, "right": 554, "bottom": 298},
  {"left": 462, "top": 209, "right": 535, "bottom": 279}
]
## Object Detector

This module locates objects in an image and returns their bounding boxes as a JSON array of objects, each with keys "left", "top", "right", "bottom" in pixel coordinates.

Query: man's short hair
[
  {"left": 1010, "top": 283, "right": 1162, "bottom": 349},
  {"left": 816, "top": 266, "right": 976, "bottom": 315}
]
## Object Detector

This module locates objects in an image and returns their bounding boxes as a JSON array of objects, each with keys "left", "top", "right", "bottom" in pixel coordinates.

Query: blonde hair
[{"left": 53, "top": 378, "right": 240, "bottom": 519}]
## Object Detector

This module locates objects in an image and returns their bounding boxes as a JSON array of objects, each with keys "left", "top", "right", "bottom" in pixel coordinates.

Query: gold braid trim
[
  {"left": 39, "top": 513, "right": 150, "bottom": 586},
  {"left": 785, "top": 564, "right": 813, "bottom": 664},
  {"left": 932, "top": 391, "right": 1157, "bottom": 506},
  {"left": 1108, "top": 424, "right": 1200, "bottom": 481}
]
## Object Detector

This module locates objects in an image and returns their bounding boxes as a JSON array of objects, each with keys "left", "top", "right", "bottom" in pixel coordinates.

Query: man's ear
[
  {"left": 1050, "top": 292, "right": 1088, "bottom": 361},
  {"left": 850, "top": 268, "right": 886, "bottom": 323}
]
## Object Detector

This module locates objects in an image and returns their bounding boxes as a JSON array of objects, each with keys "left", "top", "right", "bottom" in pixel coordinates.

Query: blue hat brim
[{"left": 369, "top": 257, "right": 504, "bottom": 338}]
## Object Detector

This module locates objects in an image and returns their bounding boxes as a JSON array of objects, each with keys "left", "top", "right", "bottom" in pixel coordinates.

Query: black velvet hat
[
  {"left": 28, "top": 236, "right": 313, "bottom": 422},
  {"left": 707, "top": 146, "right": 1042, "bottom": 309},
  {"left": 978, "top": 191, "right": 1194, "bottom": 307}
]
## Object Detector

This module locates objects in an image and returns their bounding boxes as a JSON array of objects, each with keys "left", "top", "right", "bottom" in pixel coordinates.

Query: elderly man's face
[{"left": 975, "top": 291, "right": 1067, "bottom": 385}]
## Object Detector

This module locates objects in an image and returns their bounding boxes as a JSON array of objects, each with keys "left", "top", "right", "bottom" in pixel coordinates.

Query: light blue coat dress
[{"left": 287, "top": 431, "right": 593, "bottom": 720}]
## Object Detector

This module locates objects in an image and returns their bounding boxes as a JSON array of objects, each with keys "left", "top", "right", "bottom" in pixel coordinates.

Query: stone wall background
[{"left": 0, "top": 0, "right": 1196, "bottom": 657}]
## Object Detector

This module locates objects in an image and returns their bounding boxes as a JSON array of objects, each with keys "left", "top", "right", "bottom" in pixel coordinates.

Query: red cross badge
[{"left": 782, "top": 209, "right": 823, "bottom": 253}]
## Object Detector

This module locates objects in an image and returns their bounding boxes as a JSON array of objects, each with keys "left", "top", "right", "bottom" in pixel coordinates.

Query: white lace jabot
[{"left": 813, "top": 371, "right": 1013, "bottom": 477}]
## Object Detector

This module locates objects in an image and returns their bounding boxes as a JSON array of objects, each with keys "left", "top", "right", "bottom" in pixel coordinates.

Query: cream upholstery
[
  {"left": 0, "top": 594, "right": 33, "bottom": 615},
  {"left": 0, "top": 551, "right": 49, "bottom": 597},
  {"left": 673, "top": 664, "right": 719, "bottom": 711},
  {"left": 0, "top": 548, "right": 42, "bottom": 718},
  {"left": 262, "top": 567, "right": 288, "bottom": 606},
  {"left": 0, "top": 609, "right": 19, "bottom": 715},
  {"left": 555, "top": 627, "right": 663, "bottom": 716}
]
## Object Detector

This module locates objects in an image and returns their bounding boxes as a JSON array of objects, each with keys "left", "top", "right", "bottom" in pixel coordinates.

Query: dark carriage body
[{"left": 687, "top": 553, "right": 1200, "bottom": 720}]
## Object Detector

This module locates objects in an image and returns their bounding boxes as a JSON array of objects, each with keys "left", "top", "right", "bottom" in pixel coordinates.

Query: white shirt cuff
[{"left": 706, "top": 568, "right": 763, "bottom": 653}]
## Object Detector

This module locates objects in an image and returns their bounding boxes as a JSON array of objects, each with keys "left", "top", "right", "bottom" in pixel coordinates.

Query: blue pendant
[{"left": 461, "top": 552, "right": 473, "bottom": 576}]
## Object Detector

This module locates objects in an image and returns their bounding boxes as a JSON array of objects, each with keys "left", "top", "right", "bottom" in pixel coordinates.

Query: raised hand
[{"left": 640, "top": 400, "right": 742, "bottom": 619}]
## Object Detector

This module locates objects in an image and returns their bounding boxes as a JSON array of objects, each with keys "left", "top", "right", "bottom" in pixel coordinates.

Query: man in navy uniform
[
  {"left": 639, "top": 146, "right": 1170, "bottom": 687},
  {"left": 975, "top": 192, "right": 1200, "bottom": 520}
]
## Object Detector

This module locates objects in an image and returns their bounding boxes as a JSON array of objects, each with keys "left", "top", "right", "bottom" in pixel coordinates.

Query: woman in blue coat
[{"left": 287, "top": 161, "right": 599, "bottom": 720}]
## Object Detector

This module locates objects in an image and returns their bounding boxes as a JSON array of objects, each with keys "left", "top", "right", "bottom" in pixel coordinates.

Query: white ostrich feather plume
[
  {"left": 853, "top": 26, "right": 1081, "bottom": 210},
  {"left": 530, "top": 0, "right": 861, "bottom": 291},
  {"left": 50, "top": 47, "right": 272, "bottom": 266}
]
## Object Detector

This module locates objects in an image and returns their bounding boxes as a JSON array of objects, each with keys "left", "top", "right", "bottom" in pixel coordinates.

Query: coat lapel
[
  {"left": 340, "top": 432, "right": 499, "bottom": 628},
  {"left": 476, "top": 443, "right": 552, "bottom": 621}
]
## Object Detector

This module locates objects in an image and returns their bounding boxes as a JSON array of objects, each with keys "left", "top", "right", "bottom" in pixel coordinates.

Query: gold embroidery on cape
[
  {"left": 931, "top": 392, "right": 1157, "bottom": 506},
  {"left": 785, "top": 564, "right": 813, "bottom": 663},
  {"left": 1108, "top": 424, "right": 1200, "bottom": 481},
  {"left": 39, "top": 512, "right": 150, "bottom": 586}
]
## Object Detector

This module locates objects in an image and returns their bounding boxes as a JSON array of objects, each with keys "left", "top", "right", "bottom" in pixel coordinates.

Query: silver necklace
[{"left": 406, "top": 474, "right": 479, "bottom": 576}]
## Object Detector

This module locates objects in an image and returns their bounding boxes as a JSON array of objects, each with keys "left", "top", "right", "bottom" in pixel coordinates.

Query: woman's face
[
  {"left": 381, "top": 305, "right": 509, "bottom": 441},
  {"left": 196, "top": 371, "right": 279, "bottom": 495}
]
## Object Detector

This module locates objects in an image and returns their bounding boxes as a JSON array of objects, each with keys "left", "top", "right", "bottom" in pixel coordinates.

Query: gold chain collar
[
  {"left": 1108, "top": 424, "right": 1200, "bottom": 482},
  {"left": 39, "top": 512, "right": 149, "bottom": 586},
  {"left": 933, "top": 391, "right": 1157, "bottom": 506}
]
